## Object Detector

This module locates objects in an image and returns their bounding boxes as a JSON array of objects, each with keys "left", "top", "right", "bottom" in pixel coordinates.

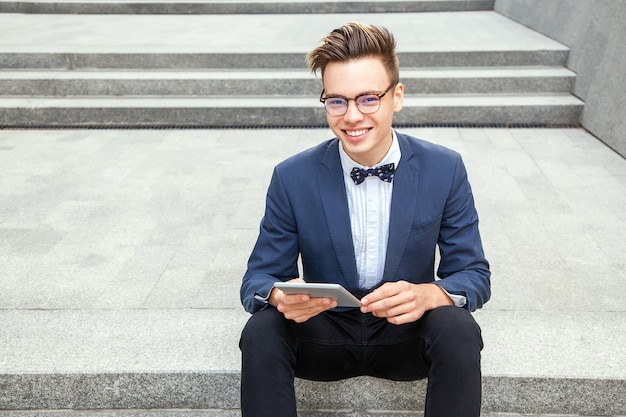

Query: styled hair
[{"left": 306, "top": 22, "right": 399, "bottom": 83}]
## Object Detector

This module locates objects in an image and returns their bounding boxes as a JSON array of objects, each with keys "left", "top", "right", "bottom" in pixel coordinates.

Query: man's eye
[
  {"left": 358, "top": 95, "right": 379, "bottom": 105},
  {"left": 327, "top": 98, "right": 346, "bottom": 106}
]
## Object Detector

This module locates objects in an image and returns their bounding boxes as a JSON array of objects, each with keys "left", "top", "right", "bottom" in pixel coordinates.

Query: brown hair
[{"left": 306, "top": 22, "right": 399, "bottom": 83}]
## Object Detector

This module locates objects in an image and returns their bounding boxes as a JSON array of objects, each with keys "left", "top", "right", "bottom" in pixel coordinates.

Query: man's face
[{"left": 322, "top": 56, "right": 404, "bottom": 167}]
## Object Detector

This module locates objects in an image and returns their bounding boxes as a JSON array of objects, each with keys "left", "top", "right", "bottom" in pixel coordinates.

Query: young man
[{"left": 239, "top": 22, "right": 491, "bottom": 417}]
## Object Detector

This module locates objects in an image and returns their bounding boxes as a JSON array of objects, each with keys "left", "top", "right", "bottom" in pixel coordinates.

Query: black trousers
[{"left": 239, "top": 305, "right": 483, "bottom": 417}]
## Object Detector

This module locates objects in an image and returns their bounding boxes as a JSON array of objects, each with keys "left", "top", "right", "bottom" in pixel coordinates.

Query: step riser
[
  {"left": 396, "top": 104, "right": 582, "bottom": 126},
  {"left": 0, "top": 1, "right": 495, "bottom": 14},
  {"left": 0, "top": 374, "right": 623, "bottom": 415},
  {"left": 0, "top": 76, "right": 574, "bottom": 96},
  {"left": 0, "top": 105, "right": 582, "bottom": 128},
  {"left": 0, "top": 413, "right": 571, "bottom": 417},
  {"left": 0, "top": 51, "right": 569, "bottom": 70}
]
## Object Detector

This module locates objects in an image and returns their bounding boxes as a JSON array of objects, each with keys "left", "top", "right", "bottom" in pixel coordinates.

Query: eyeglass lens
[{"left": 325, "top": 95, "right": 381, "bottom": 115}]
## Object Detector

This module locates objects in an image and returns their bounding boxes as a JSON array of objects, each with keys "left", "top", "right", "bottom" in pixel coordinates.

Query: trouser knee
[
  {"left": 425, "top": 306, "right": 483, "bottom": 362},
  {"left": 240, "top": 308, "right": 293, "bottom": 354}
]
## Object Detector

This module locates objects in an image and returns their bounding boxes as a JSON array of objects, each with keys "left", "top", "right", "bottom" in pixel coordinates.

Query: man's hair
[{"left": 306, "top": 22, "right": 399, "bottom": 83}]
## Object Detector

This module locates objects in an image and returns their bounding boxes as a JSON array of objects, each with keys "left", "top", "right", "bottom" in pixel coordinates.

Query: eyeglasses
[{"left": 319, "top": 81, "right": 398, "bottom": 116}]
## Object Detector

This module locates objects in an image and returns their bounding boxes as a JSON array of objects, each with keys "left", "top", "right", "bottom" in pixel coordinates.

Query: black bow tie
[{"left": 350, "top": 163, "right": 395, "bottom": 185}]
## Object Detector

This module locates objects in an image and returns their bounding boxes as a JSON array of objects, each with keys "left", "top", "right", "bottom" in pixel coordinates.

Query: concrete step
[
  {"left": 0, "top": 67, "right": 575, "bottom": 96},
  {"left": 1, "top": 127, "right": 625, "bottom": 416},
  {"left": 0, "top": 373, "right": 619, "bottom": 416},
  {"left": 0, "top": 12, "right": 571, "bottom": 69},
  {"left": 1, "top": 309, "right": 624, "bottom": 416},
  {"left": 0, "top": 413, "right": 620, "bottom": 417},
  {"left": 0, "top": 94, "right": 583, "bottom": 127},
  {"left": 0, "top": 0, "right": 495, "bottom": 14},
  {"left": 0, "top": 11, "right": 580, "bottom": 126},
  {"left": 1, "top": 50, "right": 569, "bottom": 70},
  {"left": 0, "top": 412, "right": 622, "bottom": 417}
]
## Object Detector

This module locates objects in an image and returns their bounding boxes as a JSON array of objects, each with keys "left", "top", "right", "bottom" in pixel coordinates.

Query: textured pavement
[
  {"left": 0, "top": 10, "right": 581, "bottom": 128},
  {"left": 0, "top": 4, "right": 625, "bottom": 414},
  {"left": 1, "top": 126, "right": 625, "bottom": 383},
  {"left": 0, "top": 11, "right": 566, "bottom": 54}
]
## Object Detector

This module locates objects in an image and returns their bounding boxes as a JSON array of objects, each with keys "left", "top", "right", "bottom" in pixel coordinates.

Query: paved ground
[
  {"left": 1, "top": 126, "right": 625, "bottom": 383},
  {"left": 0, "top": 6, "right": 624, "bottom": 414},
  {"left": 0, "top": 10, "right": 566, "bottom": 55}
]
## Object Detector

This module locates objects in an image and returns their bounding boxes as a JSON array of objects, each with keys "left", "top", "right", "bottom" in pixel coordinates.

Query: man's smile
[{"left": 345, "top": 128, "right": 371, "bottom": 137}]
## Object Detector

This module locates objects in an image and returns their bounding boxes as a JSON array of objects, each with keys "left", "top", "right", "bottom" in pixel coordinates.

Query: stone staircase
[
  {"left": 0, "top": 0, "right": 583, "bottom": 128},
  {"left": 3, "top": 2, "right": 621, "bottom": 417},
  {"left": 0, "top": 0, "right": 497, "bottom": 14}
]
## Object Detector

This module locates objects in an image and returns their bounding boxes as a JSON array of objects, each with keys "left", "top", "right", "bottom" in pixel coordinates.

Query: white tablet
[{"left": 273, "top": 282, "right": 361, "bottom": 307}]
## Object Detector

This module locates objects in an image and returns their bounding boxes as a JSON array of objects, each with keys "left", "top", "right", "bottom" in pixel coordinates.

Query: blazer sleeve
[
  {"left": 240, "top": 166, "right": 300, "bottom": 313},
  {"left": 434, "top": 156, "right": 491, "bottom": 311}
]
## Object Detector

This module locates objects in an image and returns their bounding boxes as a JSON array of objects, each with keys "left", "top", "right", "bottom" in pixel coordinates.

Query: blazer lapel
[
  {"left": 384, "top": 135, "right": 419, "bottom": 280},
  {"left": 319, "top": 141, "right": 359, "bottom": 287}
]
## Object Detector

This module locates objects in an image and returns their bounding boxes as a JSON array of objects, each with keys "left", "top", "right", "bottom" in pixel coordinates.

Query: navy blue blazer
[{"left": 241, "top": 132, "right": 491, "bottom": 313}]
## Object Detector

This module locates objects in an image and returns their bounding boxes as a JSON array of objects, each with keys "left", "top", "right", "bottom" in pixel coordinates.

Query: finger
[
  {"left": 379, "top": 301, "right": 415, "bottom": 318},
  {"left": 361, "top": 281, "right": 408, "bottom": 306},
  {"left": 279, "top": 296, "right": 336, "bottom": 314},
  {"left": 283, "top": 300, "right": 337, "bottom": 322},
  {"left": 369, "top": 303, "right": 408, "bottom": 319},
  {"left": 362, "top": 291, "right": 410, "bottom": 314},
  {"left": 386, "top": 308, "right": 425, "bottom": 325},
  {"left": 281, "top": 293, "right": 311, "bottom": 305}
]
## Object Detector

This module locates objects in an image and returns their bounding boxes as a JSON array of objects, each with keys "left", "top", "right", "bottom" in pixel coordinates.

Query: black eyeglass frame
[{"left": 319, "top": 80, "right": 399, "bottom": 116}]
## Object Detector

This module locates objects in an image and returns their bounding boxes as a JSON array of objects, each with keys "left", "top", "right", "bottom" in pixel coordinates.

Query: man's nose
[{"left": 343, "top": 99, "right": 364, "bottom": 122}]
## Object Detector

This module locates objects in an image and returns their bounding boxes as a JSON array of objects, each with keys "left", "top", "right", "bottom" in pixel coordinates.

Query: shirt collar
[{"left": 339, "top": 130, "right": 401, "bottom": 176}]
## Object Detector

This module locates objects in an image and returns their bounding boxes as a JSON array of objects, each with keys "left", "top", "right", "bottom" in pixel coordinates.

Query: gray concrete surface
[
  {"left": 0, "top": 10, "right": 582, "bottom": 127},
  {"left": 495, "top": 0, "right": 626, "bottom": 158},
  {"left": 0, "top": 1, "right": 624, "bottom": 414},
  {"left": 0, "top": 412, "right": 618, "bottom": 417},
  {"left": 0, "top": 126, "right": 625, "bottom": 415},
  {"left": 0, "top": 0, "right": 496, "bottom": 14},
  {"left": 0, "top": 67, "right": 576, "bottom": 96},
  {"left": 0, "top": 11, "right": 567, "bottom": 55}
]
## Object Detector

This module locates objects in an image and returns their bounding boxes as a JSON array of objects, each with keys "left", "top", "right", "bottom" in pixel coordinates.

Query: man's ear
[{"left": 393, "top": 82, "right": 405, "bottom": 112}]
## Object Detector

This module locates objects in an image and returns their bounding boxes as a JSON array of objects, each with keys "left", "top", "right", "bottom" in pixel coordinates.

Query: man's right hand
[{"left": 269, "top": 279, "right": 338, "bottom": 323}]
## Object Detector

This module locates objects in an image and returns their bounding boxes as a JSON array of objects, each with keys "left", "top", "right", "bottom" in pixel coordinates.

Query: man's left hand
[{"left": 360, "top": 281, "right": 453, "bottom": 325}]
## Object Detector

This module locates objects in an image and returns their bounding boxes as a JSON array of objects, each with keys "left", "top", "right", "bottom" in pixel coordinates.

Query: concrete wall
[{"left": 495, "top": 0, "right": 626, "bottom": 158}]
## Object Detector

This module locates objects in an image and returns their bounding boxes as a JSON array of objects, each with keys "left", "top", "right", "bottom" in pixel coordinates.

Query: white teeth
[{"left": 345, "top": 129, "right": 369, "bottom": 137}]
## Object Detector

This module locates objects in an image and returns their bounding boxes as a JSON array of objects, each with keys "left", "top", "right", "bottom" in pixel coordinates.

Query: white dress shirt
[
  {"left": 339, "top": 131, "right": 466, "bottom": 306},
  {"left": 339, "top": 131, "right": 401, "bottom": 289}
]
